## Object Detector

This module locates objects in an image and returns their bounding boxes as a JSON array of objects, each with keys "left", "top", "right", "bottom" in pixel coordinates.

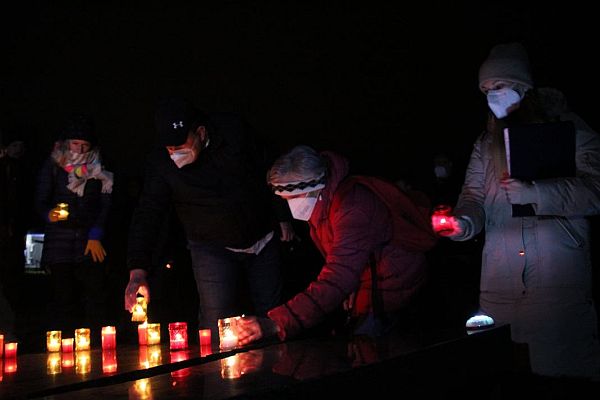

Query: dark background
[
  {"left": 2, "top": 2, "right": 598, "bottom": 181},
  {"left": 2, "top": 2, "right": 600, "bottom": 350}
]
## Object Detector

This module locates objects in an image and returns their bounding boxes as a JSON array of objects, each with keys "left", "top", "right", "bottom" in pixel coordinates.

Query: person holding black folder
[{"left": 431, "top": 42, "right": 600, "bottom": 380}]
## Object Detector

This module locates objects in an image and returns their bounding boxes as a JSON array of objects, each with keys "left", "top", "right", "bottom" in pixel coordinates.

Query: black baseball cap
[{"left": 155, "top": 97, "right": 206, "bottom": 146}]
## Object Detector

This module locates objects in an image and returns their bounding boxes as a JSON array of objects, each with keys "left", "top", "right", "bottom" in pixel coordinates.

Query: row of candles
[
  {"left": 1, "top": 319, "right": 239, "bottom": 361},
  {"left": 130, "top": 296, "right": 240, "bottom": 350},
  {"left": 43, "top": 324, "right": 212, "bottom": 353}
]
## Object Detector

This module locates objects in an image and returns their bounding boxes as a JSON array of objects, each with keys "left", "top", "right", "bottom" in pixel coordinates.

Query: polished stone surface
[{"left": 1, "top": 324, "right": 513, "bottom": 399}]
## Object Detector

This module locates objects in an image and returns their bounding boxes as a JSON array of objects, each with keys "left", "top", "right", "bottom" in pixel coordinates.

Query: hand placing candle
[{"left": 236, "top": 316, "right": 280, "bottom": 346}]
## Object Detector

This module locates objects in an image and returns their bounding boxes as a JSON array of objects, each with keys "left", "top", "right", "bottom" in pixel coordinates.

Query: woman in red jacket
[{"left": 237, "top": 145, "right": 428, "bottom": 343}]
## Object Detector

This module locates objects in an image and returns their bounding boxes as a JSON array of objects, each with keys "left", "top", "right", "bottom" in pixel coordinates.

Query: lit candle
[
  {"left": 218, "top": 317, "right": 238, "bottom": 350},
  {"left": 57, "top": 203, "right": 69, "bottom": 220},
  {"left": 102, "top": 349, "right": 118, "bottom": 374},
  {"left": 168, "top": 322, "right": 188, "bottom": 350},
  {"left": 101, "top": 326, "right": 117, "bottom": 350},
  {"left": 4, "top": 342, "right": 18, "bottom": 358},
  {"left": 62, "top": 338, "right": 74, "bottom": 353},
  {"left": 75, "top": 328, "right": 91, "bottom": 351},
  {"left": 138, "top": 322, "right": 148, "bottom": 346},
  {"left": 199, "top": 328, "right": 212, "bottom": 347},
  {"left": 46, "top": 330, "right": 62, "bottom": 352},
  {"left": 0, "top": 334, "right": 4, "bottom": 357},
  {"left": 431, "top": 204, "right": 453, "bottom": 234},
  {"left": 146, "top": 323, "right": 161, "bottom": 345},
  {"left": 46, "top": 352, "right": 62, "bottom": 375},
  {"left": 131, "top": 296, "right": 147, "bottom": 322},
  {"left": 76, "top": 350, "right": 91, "bottom": 375}
]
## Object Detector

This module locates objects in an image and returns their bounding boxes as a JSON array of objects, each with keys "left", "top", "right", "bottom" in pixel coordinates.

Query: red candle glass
[
  {"left": 62, "top": 338, "right": 74, "bottom": 353},
  {"left": 431, "top": 204, "right": 454, "bottom": 234},
  {"left": 101, "top": 326, "right": 117, "bottom": 350},
  {"left": 4, "top": 342, "right": 17, "bottom": 358},
  {"left": 199, "top": 329, "right": 211, "bottom": 346},
  {"left": 168, "top": 322, "right": 188, "bottom": 350},
  {"left": 0, "top": 334, "right": 4, "bottom": 357},
  {"left": 138, "top": 323, "right": 148, "bottom": 346}
]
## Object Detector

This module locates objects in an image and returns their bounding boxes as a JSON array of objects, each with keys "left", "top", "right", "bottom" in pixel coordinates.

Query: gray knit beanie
[{"left": 478, "top": 42, "right": 534, "bottom": 92}]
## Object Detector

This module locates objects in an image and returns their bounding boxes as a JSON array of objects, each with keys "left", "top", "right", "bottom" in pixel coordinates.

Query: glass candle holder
[
  {"left": 147, "top": 323, "right": 161, "bottom": 345},
  {"left": 46, "top": 352, "right": 62, "bottom": 375},
  {"left": 101, "top": 326, "right": 117, "bottom": 350},
  {"left": 432, "top": 204, "right": 454, "bottom": 234},
  {"left": 168, "top": 322, "right": 188, "bottom": 350},
  {"left": 75, "top": 328, "right": 91, "bottom": 351},
  {"left": 47, "top": 330, "right": 62, "bottom": 352},
  {"left": 57, "top": 202, "right": 69, "bottom": 220},
  {"left": 199, "top": 328, "right": 211, "bottom": 347},
  {"left": 0, "top": 334, "right": 4, "bottom": 357},
  {"left": 131, "top": 296, "right": 148, "bottom": 322},
  {"left": 4, "top": 342, "right": 18, "bottom": 358},
  {"left": 62, "top": 338, "right": 74, "bottom": 353},
  {"left": 138, "top": 322, "right": 148, "bottom": 346},
  {"left": 218, "top": 317, "right": 238, "bottom": 350}
]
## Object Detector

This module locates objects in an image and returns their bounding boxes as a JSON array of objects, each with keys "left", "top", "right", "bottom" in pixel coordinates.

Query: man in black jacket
[{"left": 124, "top": 97, "right": 294, "bottom": 341}]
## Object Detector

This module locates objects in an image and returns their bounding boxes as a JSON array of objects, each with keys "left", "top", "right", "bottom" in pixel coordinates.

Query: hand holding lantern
[
  {"left": 431, "top": 205, "right": 464, "bottom": 237},
  {"left": 49, "top": 203, "right": 69, "bottom": 222}
]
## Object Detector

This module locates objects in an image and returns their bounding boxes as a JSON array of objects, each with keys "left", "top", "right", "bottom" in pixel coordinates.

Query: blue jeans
[{"left": 188, "top": 237, "right": 282, "bottom": 341}]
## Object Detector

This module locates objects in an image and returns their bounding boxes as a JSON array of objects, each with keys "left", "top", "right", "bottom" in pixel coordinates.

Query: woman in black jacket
[{"left": 35, "top": 113, "right": 113, "bottom": 331}]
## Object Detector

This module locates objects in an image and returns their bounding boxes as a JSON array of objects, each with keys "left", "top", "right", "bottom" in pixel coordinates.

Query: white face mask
[
  {"left": 287, "top": 192, "right": 320, "bottom": 221},
  {"left": 170, "top": 147, "right": 196, "bottom": 168},
  {"left": 486, "top": 87, "right": 522, "bottom": 119}
]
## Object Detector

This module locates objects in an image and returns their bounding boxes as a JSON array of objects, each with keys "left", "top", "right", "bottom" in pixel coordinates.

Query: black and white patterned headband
[{"left": 269, "top": 173, "right": 326, "bottom": 195}]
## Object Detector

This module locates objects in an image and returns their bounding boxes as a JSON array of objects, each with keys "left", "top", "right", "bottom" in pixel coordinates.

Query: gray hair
[{"left": 267, "top": 145, "right": 326, "bottom": 185}]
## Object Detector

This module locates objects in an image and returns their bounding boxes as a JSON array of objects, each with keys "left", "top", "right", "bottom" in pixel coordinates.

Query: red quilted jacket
[{"left": 268, "top": 151, "right": 428, "bottom": 340}]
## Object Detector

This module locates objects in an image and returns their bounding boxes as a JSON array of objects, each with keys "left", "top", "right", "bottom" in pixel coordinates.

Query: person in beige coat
[{"left": 433, "top": 42, "right": 600, "bottom": 379}]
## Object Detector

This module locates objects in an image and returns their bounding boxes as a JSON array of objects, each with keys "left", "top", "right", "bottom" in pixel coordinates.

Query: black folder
[{"left": 504, "top": 121, "right": 576, "bottom": 217}]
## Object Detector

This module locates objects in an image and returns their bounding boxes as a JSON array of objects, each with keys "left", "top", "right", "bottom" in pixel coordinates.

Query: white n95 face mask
[
  {"left": 486, "top": 87, "right": 522, "bottom": 119},
  {"left": 287, "top": 192, "right": 320, "bottom": 221},
  {"left": 170, "top": 148, "right": 196, "bottom": 168}
]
